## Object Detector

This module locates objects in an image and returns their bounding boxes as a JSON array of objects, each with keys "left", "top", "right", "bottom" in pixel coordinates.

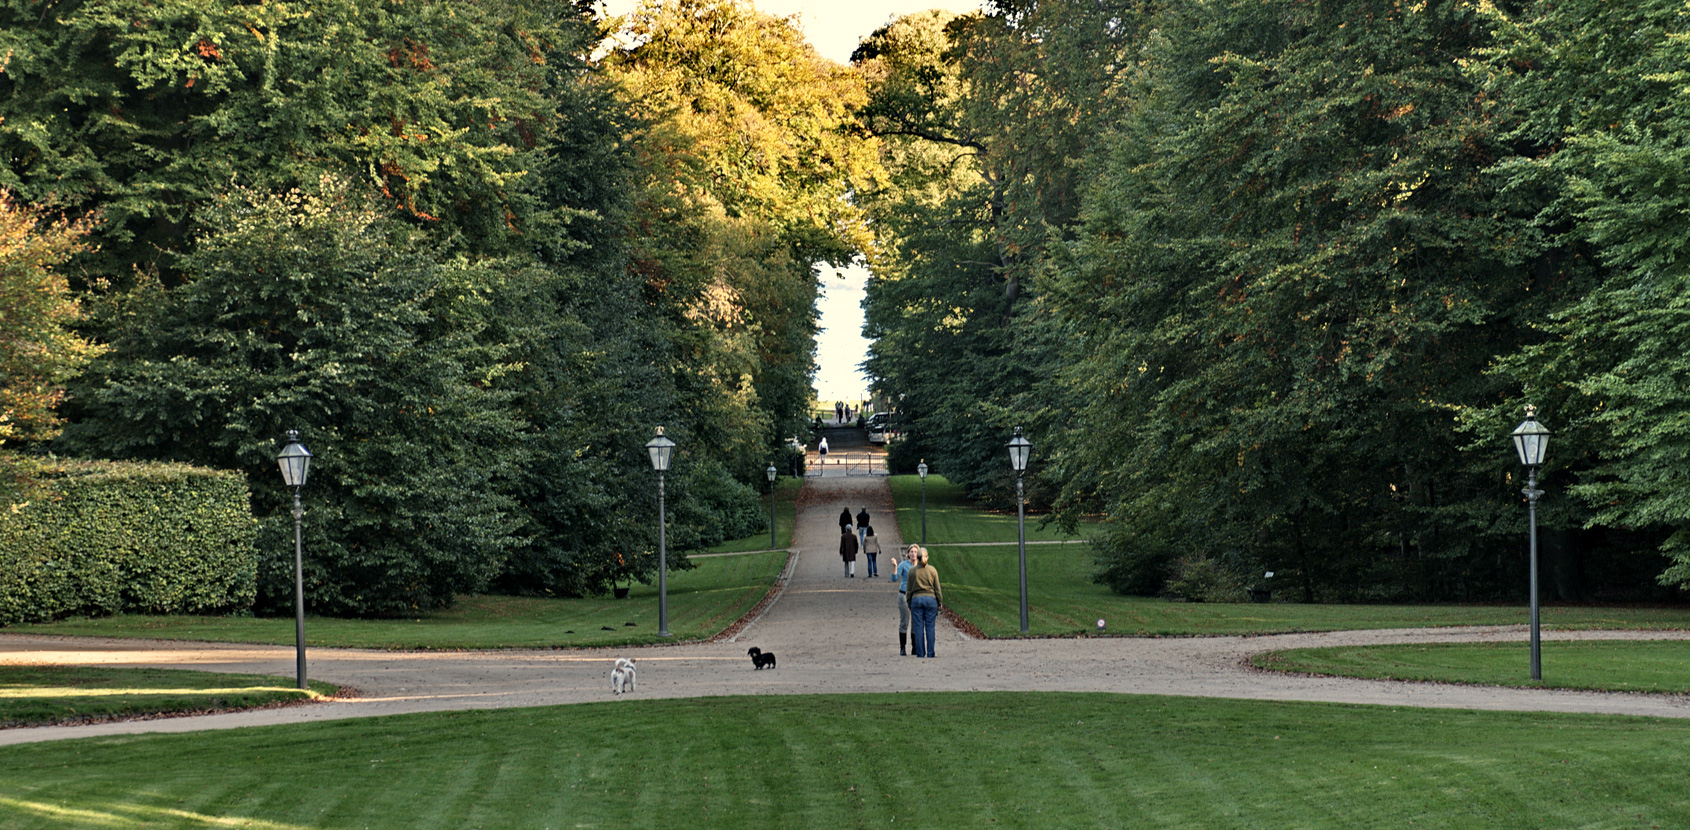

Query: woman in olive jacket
[{"left": 905, "top": 547, "right": 942, "bottom": 658}]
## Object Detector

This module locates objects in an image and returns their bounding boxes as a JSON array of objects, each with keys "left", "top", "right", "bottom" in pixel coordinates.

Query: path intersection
[{"left": 3, "top": 476, "right": 1689, "bottom": 746}]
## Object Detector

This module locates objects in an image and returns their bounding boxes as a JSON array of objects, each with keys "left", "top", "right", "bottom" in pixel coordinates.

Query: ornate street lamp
[
  {"left": 1008, "top": 427, "right": 1032, "bottom": 634},
  {"left": 645, "top": 427, "right": 676, "bottom": 637},
  {"left": 1512, "top": 407, "right": 1550, "bottom": 680},
  {"left": 917, "top": 459, "right": 929, "bottom": 546},
  {"left": 276, "top": 430, "right": 312, "bottom": 689},
  {"left": 766, "top": 463, "right": 778, "bottom": 550}
]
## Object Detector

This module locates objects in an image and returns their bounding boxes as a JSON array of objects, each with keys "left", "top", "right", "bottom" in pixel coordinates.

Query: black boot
[{"left": 899, "top": 632, "right": 907, "bottom": 656}]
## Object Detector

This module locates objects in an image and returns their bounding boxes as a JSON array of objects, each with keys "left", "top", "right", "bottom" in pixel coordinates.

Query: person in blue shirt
[{"left": 891, "top": 545, "right": 917, "bottom": 655}]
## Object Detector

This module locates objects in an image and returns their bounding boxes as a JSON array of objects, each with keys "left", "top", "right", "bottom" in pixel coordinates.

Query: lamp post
[
  {"left": 645, "top": 427, "right": 676, "bottom": 638},
  {"left": 1511, "top": 406, "right": 1550, "bottom": 681},
  {"left": 1008, "top": 427, "right": 1032, "bottom": 634},
  {"left": 766, "top": 463, "right": 778, "bottom": 550},
  {"left": 917, "top": 460, "right": 929, "bottom": 546},
  {"left": 276, "top": 430, "right": 312, "bottom": 689}
]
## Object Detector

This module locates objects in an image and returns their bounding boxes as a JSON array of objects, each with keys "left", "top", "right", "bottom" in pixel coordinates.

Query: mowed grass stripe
[
  {"left": 0, "top": 665, "right": 334, "bottom": 726},
  {"left": 4, "top": 693, "right": 1689, "bottom": 828}
]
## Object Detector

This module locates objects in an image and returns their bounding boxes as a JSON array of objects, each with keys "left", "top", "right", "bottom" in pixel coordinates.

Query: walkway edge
[{"left": 710, "top": 548, "right": 799, "bottom": 644}]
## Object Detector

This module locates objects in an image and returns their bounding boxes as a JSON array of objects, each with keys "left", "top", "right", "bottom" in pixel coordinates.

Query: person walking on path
[
  {"left": 818, "top": 436, "right": 829, "bottom": 464},
  {"left": 839, "top": 526, "right": 860, "bottom": 578},
  {"left": 906, "top": 547, "right": 942, "bottom": 658},
  {"left": 856, "top": 507, "right": 871, "bottom": 550},
  {"left": 891, "top": 545, "right": 916, "bottom": 654},
  {"left": 862, "top": 525, "right": 882, "bottom": 578},
  {"left": 838, "top": 507, "right": 853, "bottom": 536}
]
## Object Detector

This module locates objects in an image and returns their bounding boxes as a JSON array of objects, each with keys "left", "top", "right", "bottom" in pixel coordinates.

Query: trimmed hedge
[{"left": 0, "top": 457, "right": 258, "bottom": 625}]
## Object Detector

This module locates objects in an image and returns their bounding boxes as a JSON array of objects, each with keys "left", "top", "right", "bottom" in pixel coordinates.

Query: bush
[
  {"left": 1090, "top": 522, "right": 1177, "bottom": 595},
  {"left": 0, "top": 457, "right": 257, "bottom": 625},
  {"left": 1164, "top": 553, "right": 1249, "bottom": 603},
  {"left": 671, "top": 458, "right": 763, "bottom": 549}
]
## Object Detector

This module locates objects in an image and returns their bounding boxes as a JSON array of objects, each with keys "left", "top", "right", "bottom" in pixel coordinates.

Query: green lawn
[
  {"left": 0, "top": 665, "right": 335, "bottom": 727},
  {"left": 888, "top": 474, "right": 1690, "bottom": 637},
  {"left": 5, "top": 550, "right": 786, "bottom": 649},
  {"left": 1255, "top": 640, "right": 1690, "bottom": 693},
  {"left": 928, "top": 541, "right": 1690, "bottom": 637},
  {"left": 890, "top": 473, "right": 1095, "bottom": 545},
  {"left": 3, "top": 692, "right": 1688, "bottom": 828},
  {"left": 705, "top": 476, "right": 801, "bottom": 553}
]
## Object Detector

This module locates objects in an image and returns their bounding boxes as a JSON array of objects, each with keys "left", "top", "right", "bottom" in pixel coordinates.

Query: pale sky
[{"left": 597, "top": 0, "right": 987, "bottom": 403}]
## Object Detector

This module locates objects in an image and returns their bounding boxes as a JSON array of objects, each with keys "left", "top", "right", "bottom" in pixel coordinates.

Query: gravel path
[{"left": 4, "top": 475, "right": 1689, "bottom": 746}]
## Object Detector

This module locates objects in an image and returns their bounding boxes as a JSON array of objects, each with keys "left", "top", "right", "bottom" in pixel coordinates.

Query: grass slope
[
  {"left": 927, "top": 541, "right": 1690, "bottom": 638},
  {"left": 1255, "top": 640, "right": 1690, "bottom": 693},
  {"left": 3, "top": 693, "right": 1689, "bottom": 828},
  {"left": 890, "top": 473, "right": 1093, "bottom": 545},
  {"left": 5, "top": 551, "right": 786, "bottom": 649},
  {"left": 887, "top": 475, "right": 1690, "bottom": 638}
]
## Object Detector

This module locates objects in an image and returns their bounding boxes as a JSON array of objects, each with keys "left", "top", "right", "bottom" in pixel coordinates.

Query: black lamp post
[
  {"left": 917, "top": 460, "right": 929, "bottom": 546},
  {"left": 1008, "top": 427, "right": 1032, "bottom": 634},
  {"left": 1511, "top": 406, "right": 1550, "bottom": 680},
  {"left": 276, "top": 430, "right": 312, "bottom": 689},
  {"left": 645, "top": 427, "right": 676, "bottom": 638},
  {"left": 766, "top": 463, "right": 778, "bottom": 550}
]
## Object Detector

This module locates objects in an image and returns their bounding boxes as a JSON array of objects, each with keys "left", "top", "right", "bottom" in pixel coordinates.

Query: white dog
[{"left": 611, "top": 657, "right": 637, "bottom": 695}]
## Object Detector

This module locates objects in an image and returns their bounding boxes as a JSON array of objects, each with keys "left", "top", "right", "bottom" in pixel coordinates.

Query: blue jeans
[{"left": 909, "top": 595, "right": 939, "bottom": 658}]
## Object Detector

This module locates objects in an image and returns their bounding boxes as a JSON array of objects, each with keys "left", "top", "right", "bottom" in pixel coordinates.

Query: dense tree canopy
[
  {"left": 604, "top": 0, "right": 879, "bottom": 471},
  {"left": 859, "top": 0, "right": 1690, "bottom": 603},
  {"left": 8, "top": 0, "right": 1690, "bottom": 613},
  {"left": 855, "top": 1, "right": 1142, "bottom": 500},
  {"left": 12, "top": 0, "right": 863, "bottom": 614},
  {"left": 1478, "top": 0, "right": 1690, "bottom": 590},
  {"left": 61, "top": 180, "right": 529, "bottom": 614}
]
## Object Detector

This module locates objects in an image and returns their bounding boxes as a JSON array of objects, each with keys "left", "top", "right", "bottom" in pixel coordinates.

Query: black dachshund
[{"left": 747, "top": 647, "right": 777, "bottom": 670}]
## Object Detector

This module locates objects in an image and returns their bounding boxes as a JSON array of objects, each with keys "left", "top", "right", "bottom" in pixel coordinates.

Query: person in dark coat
[
  {"left": 856, "top": 507, "right": 871, "bottom": 550},
  {"left": 839, "top": 508, "right": 853, "bottom": 534},
  {"left": 840, "top": 527, "right": 860, "bottom": 578}
]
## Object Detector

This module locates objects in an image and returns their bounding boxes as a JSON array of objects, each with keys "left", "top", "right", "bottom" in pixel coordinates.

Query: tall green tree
[
  {"left": 0, "top": 192, "right": 105, "bottom": 505},
  {"left": 1479, "top": 0, "right": 1690, "bottom": 592},
  {"left": 855, "top": 1, "right": 1145, "bottom": 498},
  {"left": 603, "top": 0, "right": 879, "bottom": 472},
  {"left": 1050, "top": 0, "right": 1540, "bottom": 601},
  {"left": 60, "top": 179, "right": 528, "bottom": 615},
  {"left": 0, "top": 193, "right": 103, "bottom": 449}
]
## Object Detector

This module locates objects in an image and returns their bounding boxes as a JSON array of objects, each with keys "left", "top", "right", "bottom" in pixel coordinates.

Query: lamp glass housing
[
  {"left": 766, "top": 464, "right": 777, "bottom": 482},
  {"left": 277, "top": 431, "right": 312, "bottom": 489},
  {"left": 1511, "top": 414, "right": 1550, "bottom": 468},
  {"left": 917, "top": 461, "right": 928, "bottom": 480},
  {"left": 1007, "top": 427, "right": 1032, "bottom": 473},
  {"left": 646, "top": 428, "right": 677, "bottom": 472}
]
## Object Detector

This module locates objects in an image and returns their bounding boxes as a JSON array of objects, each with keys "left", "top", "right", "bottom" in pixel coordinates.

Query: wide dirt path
[{"left": 4, "top": 476, "right": 1690, "bottom": 746}]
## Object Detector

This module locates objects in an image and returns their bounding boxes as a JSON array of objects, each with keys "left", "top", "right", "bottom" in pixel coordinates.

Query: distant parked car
[{"left": 868, "top": 423, "right": 889, "bottom": 444}]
